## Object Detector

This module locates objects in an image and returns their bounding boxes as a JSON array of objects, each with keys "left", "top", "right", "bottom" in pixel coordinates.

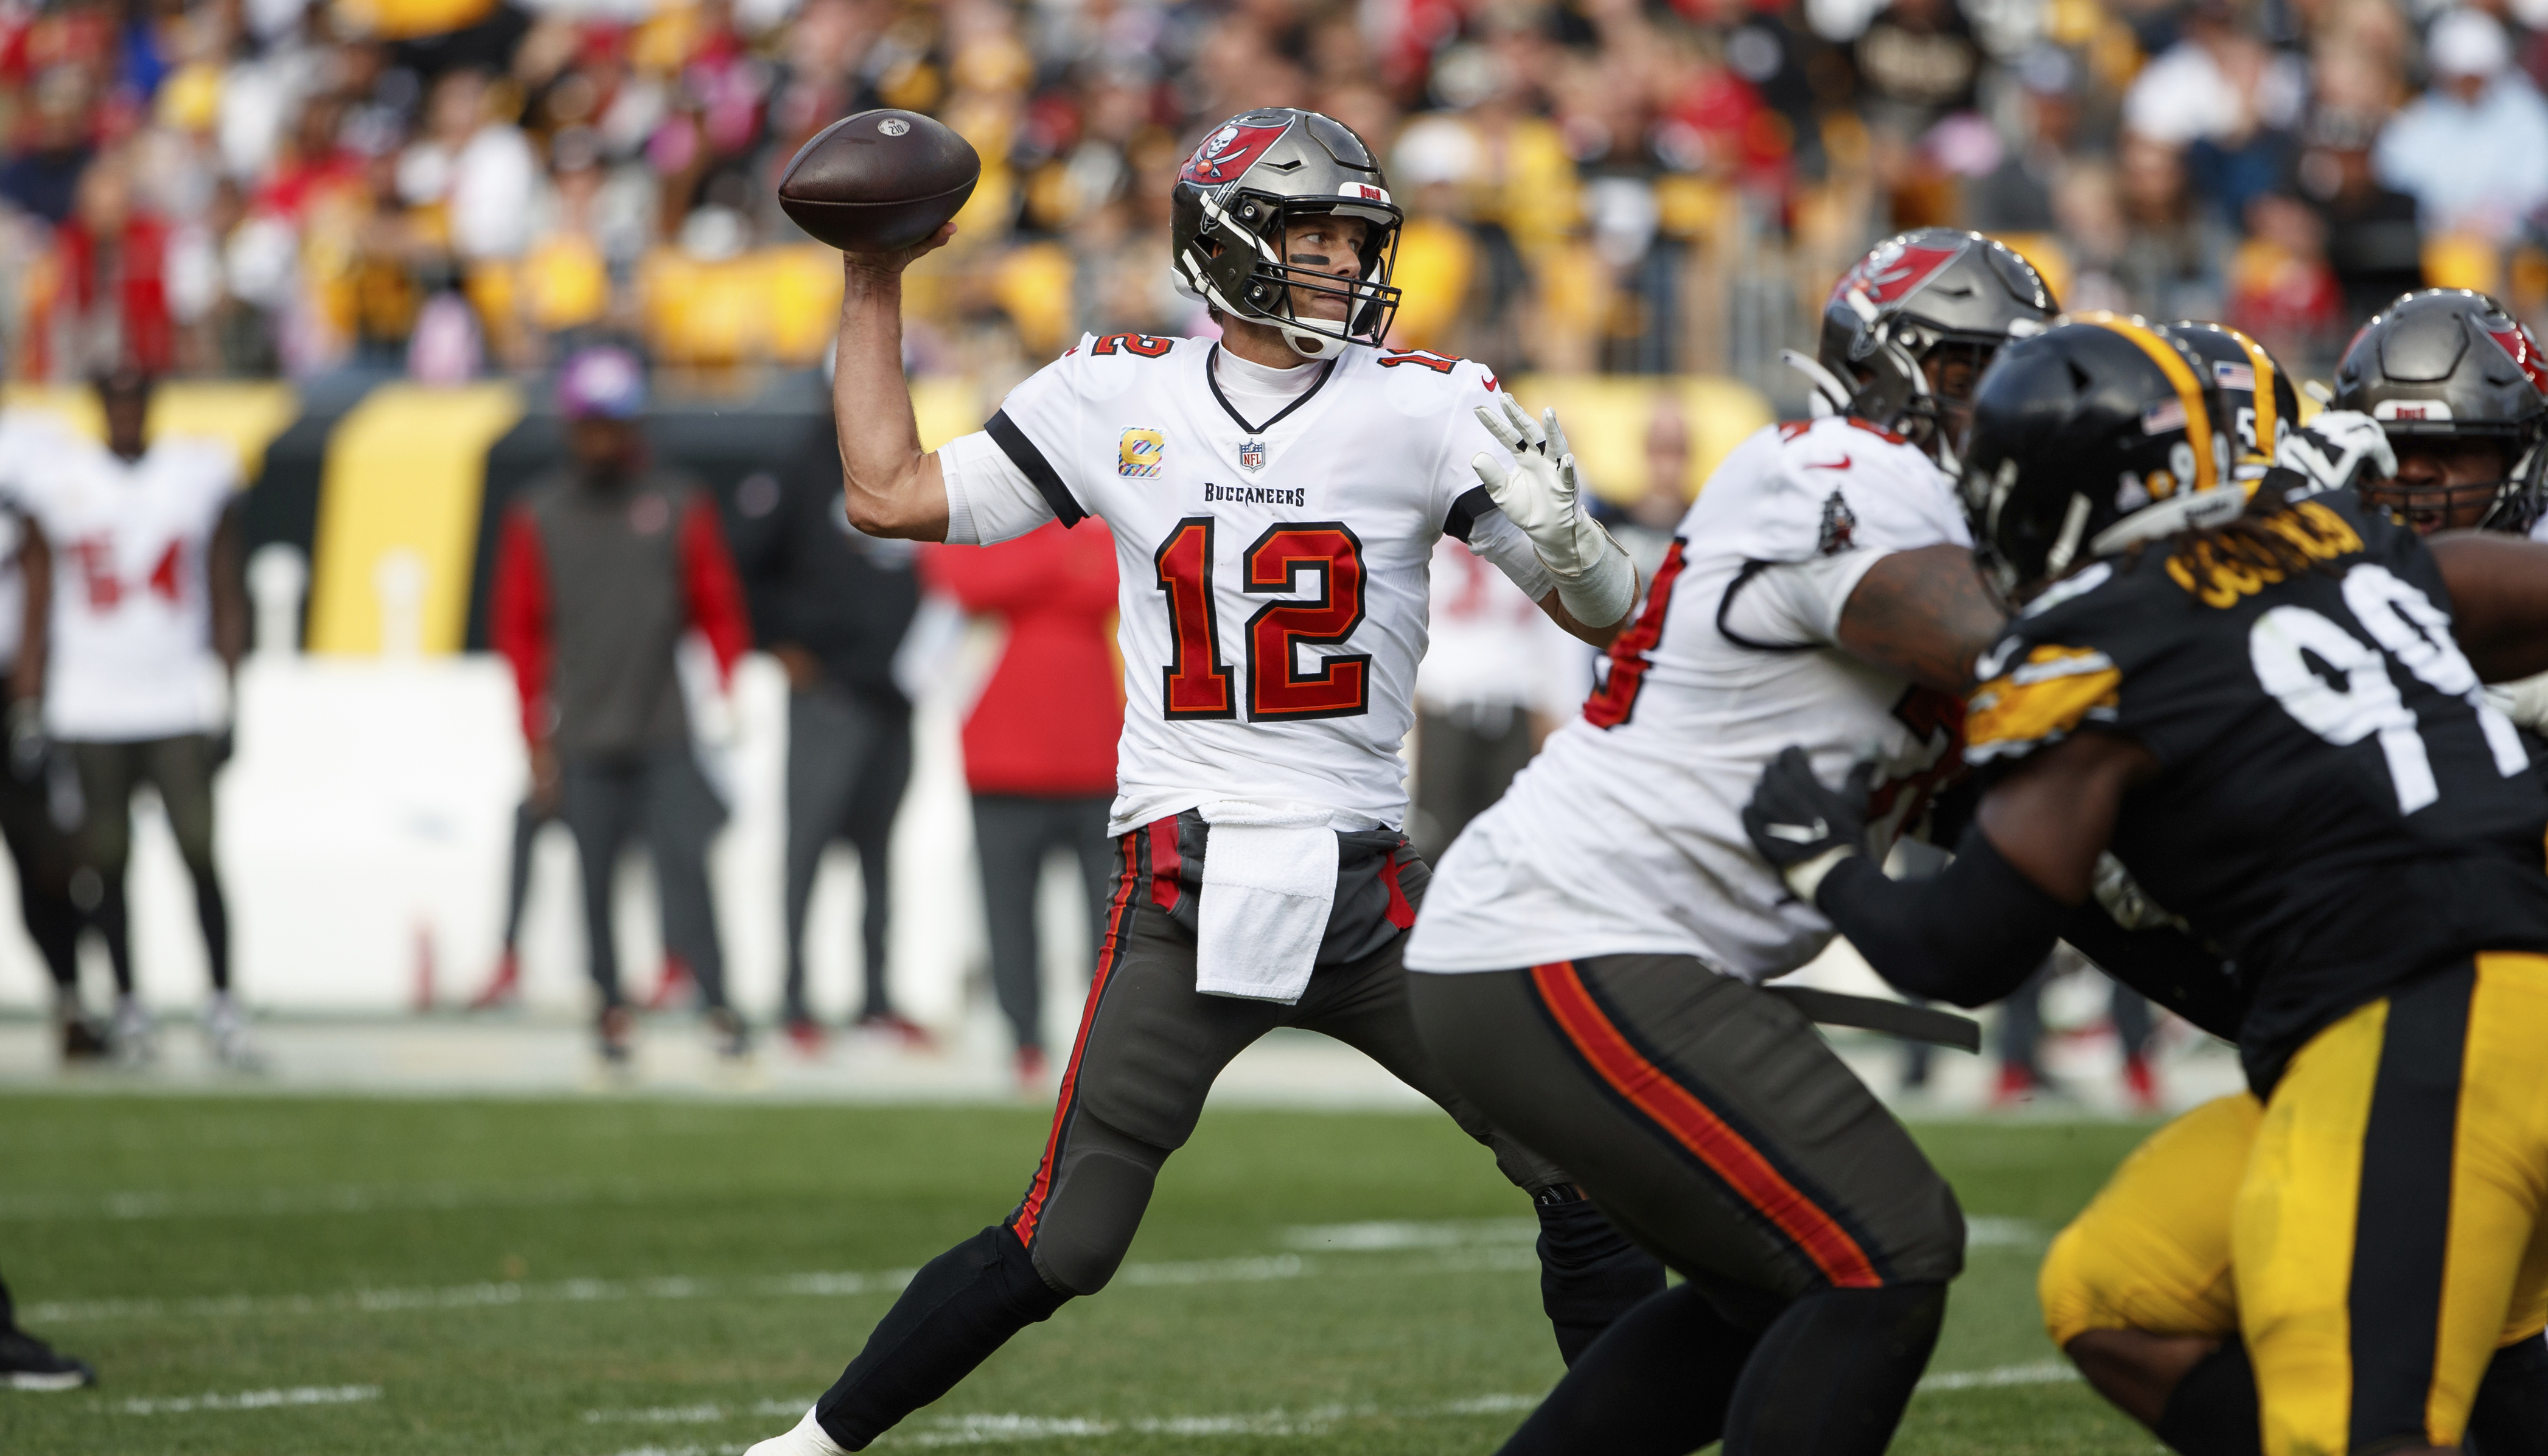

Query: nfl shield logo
[{"left": 1238, "top": 439, "right": 1267, "bottom": 473}]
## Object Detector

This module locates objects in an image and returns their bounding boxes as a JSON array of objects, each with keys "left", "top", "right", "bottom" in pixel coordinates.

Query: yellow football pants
[{"left": 2041, "top": 953, "right": 2548, "bottom": 1456}]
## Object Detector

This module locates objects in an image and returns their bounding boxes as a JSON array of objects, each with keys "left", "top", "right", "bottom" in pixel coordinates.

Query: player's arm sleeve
[
  {"left": 939, "top": 431, "right": 1059, "bottom": 548},
  {"left": 1810, "top": 824, "right": 2068, "bottom": 1008},
  {"left": 677, "top": 495, "right": 753, "bottom": 682},
  {"left": 2055, "top": 902, "right": 2244, "bottom": 1040},
  {"left": 1716, "top": 549, "right": 1888, "bottom": 650},
  {"left": 489, "top": 507, "right": 553, "bottom": 742},
  {"left": 1449, "top": 492, "right": 1557, "bottom": 602}
]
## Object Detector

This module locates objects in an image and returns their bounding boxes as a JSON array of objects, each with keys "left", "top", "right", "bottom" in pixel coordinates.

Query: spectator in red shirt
[
  {"left": 490, "top": 347, "right": 753, "bottom": 1064},
  {"left": 922, "top": 520, "right": 1121, "bottom": 1087}
]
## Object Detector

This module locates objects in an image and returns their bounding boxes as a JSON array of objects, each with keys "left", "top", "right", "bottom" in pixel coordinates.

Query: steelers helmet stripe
[
  {"left": 2220, "top": 322, "right": 2280, "bottom": 457},
  {"left": 2067, "top": 311, "right": 2219, "bottom": 496}
]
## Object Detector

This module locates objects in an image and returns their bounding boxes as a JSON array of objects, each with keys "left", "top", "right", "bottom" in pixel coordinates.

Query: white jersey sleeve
[
  {"left": 1716, "top": 549, "right": 1888, "bottom": 650},
  {"left": 940, "top": 430, "right": 1055, "bottom": 547},
  {"left": 1407, "top": 414, "right": 1974, "bottom": 982}
]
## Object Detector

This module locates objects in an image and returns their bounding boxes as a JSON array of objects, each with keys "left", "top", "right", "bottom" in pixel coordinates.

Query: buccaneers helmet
[
  {"left": 1169, "top": 109, "right": 1403, "bottom": 361},
  {"left": 2159, "top": 321, "right": 2298, "bottom": 480},
  {"left": 2332, "top": 288, "right": 2548, "bottom": 532},
  {"left": 1796, "top": 228, "right": 2056, "bottom": 473},
  {"left": 1961, "top": 313, "right": 2234, "bottom": 602}
]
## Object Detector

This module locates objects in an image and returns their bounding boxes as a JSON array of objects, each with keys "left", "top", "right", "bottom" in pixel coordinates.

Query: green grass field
[{"left": 0, "top": 1090, "right": 2160, "bottom": 1455}]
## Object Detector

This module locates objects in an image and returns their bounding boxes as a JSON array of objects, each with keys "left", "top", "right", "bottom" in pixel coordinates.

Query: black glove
[
  {"left": 9, "top": 699, "right": 47, "bottom": 784},
  {"left": 1741, "top": 745, "right": 1875, "bottom": 901},
  {"left": 208, "top": 726, "right": 236, "bottom": 771}
]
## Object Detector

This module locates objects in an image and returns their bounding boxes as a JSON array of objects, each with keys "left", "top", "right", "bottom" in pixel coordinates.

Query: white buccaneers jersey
[
  {"left": 1406, "top": 414, "right": 1969, "bottom": 980},
  {"left": 940, "top": 333, "right": 1551, "bottom": 835},
  {"left": 7, "top": 431, "right": 237, "bottom": 741}
]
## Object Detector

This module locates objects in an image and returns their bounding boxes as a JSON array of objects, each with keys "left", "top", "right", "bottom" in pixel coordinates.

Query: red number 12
[{"left": 1154, "top": 518, "right": 1370, "bottom": 722}]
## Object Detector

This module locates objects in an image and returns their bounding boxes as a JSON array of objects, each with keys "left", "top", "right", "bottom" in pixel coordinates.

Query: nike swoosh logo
[
  {"left": 1765, "top": 820, "right": 1829, "bottom": 843},
  {"left": 1806, "top": 456, "right": 1852, "bottom": 471}
]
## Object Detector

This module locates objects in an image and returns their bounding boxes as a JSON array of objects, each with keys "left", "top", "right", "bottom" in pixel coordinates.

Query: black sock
[
  {"left": 1495, "top": 1280, "right": 1756, "bottom": 1456},
  {"left": 2469, "top": 1336, "right": 2548, "bottom": 1456},
  {"left": 2152, "top": 1338, "right": 2262, "bottom": 1456},
  {"left": 814, "top": 1225, "right": 1071, "bottom": 1450},
  {"left": 1535, "top": 1189, "right": 1669, "bottom": 1366},
  {"left": 1722, "top": 1283, "right": 1948, "bottom": 1456}
]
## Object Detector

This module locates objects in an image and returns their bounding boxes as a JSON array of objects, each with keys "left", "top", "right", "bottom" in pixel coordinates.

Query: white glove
[
  {"left": 2277, "top": 409, "right": 2398, "bottom": 496},
  {"left": 1471, "top": 397, "right": 1636, "bottom": 627},
  {"left": 2487, "top": 671, "right": 2548, "bottom": 733}
]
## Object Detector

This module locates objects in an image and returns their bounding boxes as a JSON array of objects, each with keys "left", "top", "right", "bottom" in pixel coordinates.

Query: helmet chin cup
[{"left": 1280, "top": 324, "right": 1342, "bottom": 360}]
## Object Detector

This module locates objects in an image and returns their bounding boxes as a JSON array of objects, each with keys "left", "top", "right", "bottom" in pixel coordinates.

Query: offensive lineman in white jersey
[
  {"left": 749, "top": 108, "right": 1662, "bottom": 1455},
  {"left": 1402, "top": 230, "right": 2051, "bottom": 1456},
  {"left": 9, "top": 369, "right": 252, "bottom": 1067}
]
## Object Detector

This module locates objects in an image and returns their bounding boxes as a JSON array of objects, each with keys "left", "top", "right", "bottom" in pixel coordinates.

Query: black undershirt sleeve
[
  {"left": 2056, "top": 900, "right": 2246, "bottom": 1041},
  {"left": 1812, "top": 826, "right": 2067, "bottom": 1008}
]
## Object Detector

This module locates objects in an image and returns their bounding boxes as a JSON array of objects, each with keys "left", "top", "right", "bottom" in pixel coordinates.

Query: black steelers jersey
[{"left": 1964, "top": 477, "right": 2548, "bottom": 1090}]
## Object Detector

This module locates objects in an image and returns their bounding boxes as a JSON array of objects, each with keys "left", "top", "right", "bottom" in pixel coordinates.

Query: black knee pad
[
  {"left": 1534, "top": 1190, "right": 1668, "bottom": 1367},
  {"left": 1027, "top": 1149, "right": 1157, "bottom": 1296},
  {"left": 1724, "top": 1282, "right": 1948, "bottom": 1456},
  {"left": 2152, "top": 1337, "right": 2261, "bottom": 1456}
]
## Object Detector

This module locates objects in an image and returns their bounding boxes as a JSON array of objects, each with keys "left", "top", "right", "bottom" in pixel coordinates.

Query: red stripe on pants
[
  {"left": 1528, "top": 961, "right": 1882, "bottom": 1288},
  {"left": 1013, "top": 831, "right": 1142, "bottom": 1247}
]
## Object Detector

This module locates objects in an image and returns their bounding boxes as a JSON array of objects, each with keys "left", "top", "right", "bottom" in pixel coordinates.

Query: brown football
[{"left": 778, "top": 110, "right": 981, "bottom": 254}]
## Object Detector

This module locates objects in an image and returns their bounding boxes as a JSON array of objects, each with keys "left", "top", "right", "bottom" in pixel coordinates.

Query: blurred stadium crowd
[{"left": 2, "top": 0, "right": 2542, "bottom": 397}]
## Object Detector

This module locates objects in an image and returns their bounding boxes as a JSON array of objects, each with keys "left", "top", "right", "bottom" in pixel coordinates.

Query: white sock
[{"left": 744, "top": 1405, "right": 851, "bottom": 1456}]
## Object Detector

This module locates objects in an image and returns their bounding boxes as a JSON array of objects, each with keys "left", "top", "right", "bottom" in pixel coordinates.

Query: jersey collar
[{"left": 1205, "top": 343, "right": 1337, "bottom": 436}]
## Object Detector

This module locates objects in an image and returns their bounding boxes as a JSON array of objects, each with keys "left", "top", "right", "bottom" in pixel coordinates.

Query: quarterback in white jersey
[
  {"left": 1401, "top": 231, "right": 2052, "bottom": 1456},
  {"left": 749, "top": 107, "right": 1662, "bottom": 1456},
  {"left": 7, "top": 371, "right": 252, "bottom": 1069}
]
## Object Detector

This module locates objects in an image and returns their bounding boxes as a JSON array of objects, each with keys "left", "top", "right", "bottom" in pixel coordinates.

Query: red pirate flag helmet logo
[
  {"left": 1182, "top": 120, "right": 1292, "bottom": 185},
  {"left": 2486, "top": 320, "right": 2548, "bottom": 399},
  {"left": 1827, "top": 237, "right": 1966, "bottom": 312}
]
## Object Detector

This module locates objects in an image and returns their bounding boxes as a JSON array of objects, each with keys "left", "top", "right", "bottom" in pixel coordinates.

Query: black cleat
[{"left": 0, "top": 1325, "right": 96, "bottom": 1390}]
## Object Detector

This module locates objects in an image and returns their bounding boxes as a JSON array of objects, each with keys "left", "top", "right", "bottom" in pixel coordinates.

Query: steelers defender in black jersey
[
  {"left": 1742, "top": 311, "right": 2548, "bottom": 1456},
  {"left": 2017, "top": 305, "right": 2548, "bottom": 1456}
]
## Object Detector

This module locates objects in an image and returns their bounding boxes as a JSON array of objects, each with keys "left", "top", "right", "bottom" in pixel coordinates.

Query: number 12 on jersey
[{"left": 1153, "top": 517, "right": 1371, "bottom": 722}]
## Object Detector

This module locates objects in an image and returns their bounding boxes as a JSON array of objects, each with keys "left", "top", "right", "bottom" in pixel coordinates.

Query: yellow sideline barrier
[
  {"left": 307, "top": 383, "right": 524, "bottom": 657},
  {"left": 1504, "top": 374, "right": 1775, "bottom": 507},
  {"left": 0, "top": 381, "right": 301, "bottom": 482}
]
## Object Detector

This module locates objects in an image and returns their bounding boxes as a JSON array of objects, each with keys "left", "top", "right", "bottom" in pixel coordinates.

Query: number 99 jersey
[
  {"left": 938, "top": 333, "right": 1549, "bottom": 836},
  {"left": 1963, "top": 481, "right": 2548, "bottom": 1089}
]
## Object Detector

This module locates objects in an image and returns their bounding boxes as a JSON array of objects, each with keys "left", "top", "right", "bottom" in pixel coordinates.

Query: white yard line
[
  {"left": 109, "top": 1384, "right": 381, "bottom": 1415},
  {"left": 24, "top": 1215, "right": 2031, "bottom": 1329},
  {"left": 578, "top": 1365, "right": 2075, "bottom": 1452},
  {"left": 1918, "top": 1359, "right": 2081, "bottom": 1392},
  {"left": 24, "top": 1250, "right": 1548, "bottom": 1328}
]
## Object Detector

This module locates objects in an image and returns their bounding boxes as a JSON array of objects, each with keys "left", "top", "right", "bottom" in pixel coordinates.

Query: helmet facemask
[
  {"left": 1185, "top": 191, "right": 1403, "bottom": 361},
  {"left": 2361, "top": 428, "right": 2548, "bottom": 534}
]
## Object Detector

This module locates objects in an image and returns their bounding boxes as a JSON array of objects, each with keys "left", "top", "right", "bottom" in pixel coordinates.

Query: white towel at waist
[{"left": 1192, "top": 799, "right": 1342, "bottom": 1005}]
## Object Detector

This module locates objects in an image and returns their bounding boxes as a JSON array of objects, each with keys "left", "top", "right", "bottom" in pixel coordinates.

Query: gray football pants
[
  {"left": 1409, "top": 956, "right": 1964, "bottom": 1327},
  {"left": 1011, "top": 839, "right": 1571, "bottom": 1297}
]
